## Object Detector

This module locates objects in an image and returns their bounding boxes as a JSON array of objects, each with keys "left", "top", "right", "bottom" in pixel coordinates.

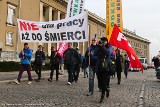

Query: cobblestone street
[{"left": 0, "top": 69, "right": 159, "bottom": 107}]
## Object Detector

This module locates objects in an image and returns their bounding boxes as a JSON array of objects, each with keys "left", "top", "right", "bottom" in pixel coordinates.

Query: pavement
[
  {"left": 0, "top": 70, "right": 51, "bottom": 83},
  {"left": 0, "top": 69, "right": 160, "bottom": 107}
]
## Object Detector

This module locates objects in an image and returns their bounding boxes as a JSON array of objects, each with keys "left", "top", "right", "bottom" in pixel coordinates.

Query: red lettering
[
  {"left": 27, "top": 23, "right": 31, "bottom": 30},
  {"left": 19, "top": 21, "right": 39, "bottom": 31},
  {"left": 20, "top": 21, "right": 27, "bottom": 31},
  {"left": 31, "top": 23, "right": 39, "bottom": 30}
]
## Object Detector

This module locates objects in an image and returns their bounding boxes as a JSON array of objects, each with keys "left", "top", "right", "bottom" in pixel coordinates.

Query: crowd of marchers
[{"left": 13, "top": 37, "right": 130, "bottom": 103}]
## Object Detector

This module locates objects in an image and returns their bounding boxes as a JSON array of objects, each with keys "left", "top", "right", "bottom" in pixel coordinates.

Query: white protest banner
[
  {"left": 17, "top": 11, "right": 88, "bottom": 43},
  {"left": 66, "top": 0, "right": 85, "bottom": 18}
]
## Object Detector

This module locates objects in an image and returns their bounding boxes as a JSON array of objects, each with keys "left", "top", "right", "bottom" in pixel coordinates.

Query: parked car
[
  {"left": 147, "top": 63, "right": 155, "bottom": 69},
  {"left": 130, "top": 68, "right": 140, "bottom": 72},
  {"left": 139, "top": 58, "right": 148, "bottom": 70},
  {"left": 129, "top": 58, "right": 148, "bottom": 72}
]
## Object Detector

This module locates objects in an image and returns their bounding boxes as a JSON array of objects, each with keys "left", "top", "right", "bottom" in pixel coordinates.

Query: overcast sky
[{"left": 85, "top": 0, "right": 160, "bottom": 58}]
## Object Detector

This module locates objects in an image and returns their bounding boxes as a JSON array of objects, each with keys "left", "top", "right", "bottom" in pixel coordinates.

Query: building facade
[
  {"left": 0, "top": 0, "right": 150, "bottom": 62},
  {"left": 123, "top": 29, "right": 150, "bottom": 62}
]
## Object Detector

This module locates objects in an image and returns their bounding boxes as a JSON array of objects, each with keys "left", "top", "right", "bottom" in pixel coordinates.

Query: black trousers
[
  {"left": 117, "top": 71, "right": 121, "bottom": 82},
  {"left": 98, "top": 70, "right": 110, "bottom": 95},
  {"left": 97, "top": 71, "right": 102, "bottom": 90},
  {"left": 74, "top": 64, "right": 80, "bottom": 82},
  {"left": 106, "top": 76, "right": 110, "bottom": 88},
  {"left": 50, "top": 63, "right": 59, "bottom": 80},
  {"left": 66, "top": 64, "right": 75, "bottom": 83},
  {"left": 35, "top": 64, "right": 42, "bottom": 80}
]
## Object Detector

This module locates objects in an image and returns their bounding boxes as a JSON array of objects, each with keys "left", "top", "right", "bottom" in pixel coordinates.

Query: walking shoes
[
  {"left": 14, "top": 79, "right": 20, "bottom": 85},
  {"left": 28, "top": 81, "right": 32, "bottom": 85}
]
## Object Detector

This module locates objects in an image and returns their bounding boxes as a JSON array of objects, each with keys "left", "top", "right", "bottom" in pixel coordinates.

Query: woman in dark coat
[
  {"left": 48, "top": 47, "right": 61, "bottom": 82},
  {"left": 124, "top": 54, "right": 129, "bottom": 78},
  {"left": 115, "top": 48, "right": 124, "bottom": 84}
]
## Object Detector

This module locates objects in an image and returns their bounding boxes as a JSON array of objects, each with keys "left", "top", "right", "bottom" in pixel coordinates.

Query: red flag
[
  {"left": 109, "top": 24, "right": 143, "bottom": 73},
  {"left": 57, "top": 42, "right": 68, "bottom": 58}
]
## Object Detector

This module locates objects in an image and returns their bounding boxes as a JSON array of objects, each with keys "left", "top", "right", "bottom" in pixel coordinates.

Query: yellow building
[{"left": 0, "top": 0, "right": 150, "bottom": 62}]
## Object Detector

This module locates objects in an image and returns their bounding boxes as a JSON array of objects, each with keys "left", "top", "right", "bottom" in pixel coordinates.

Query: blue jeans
[
  {"left": 84, "top": 67, "right": 89, "bottom": 77},
  {"left": 124, "top": 67, "right": 128, "bottom": 78},
  {"left": 89, "top": 65, "right": 97, "bottom": 93}
]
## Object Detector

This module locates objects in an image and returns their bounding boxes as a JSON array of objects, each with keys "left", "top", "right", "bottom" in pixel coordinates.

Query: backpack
[{"left": 101, "top": 57, "right": 108, "bottom": 70}]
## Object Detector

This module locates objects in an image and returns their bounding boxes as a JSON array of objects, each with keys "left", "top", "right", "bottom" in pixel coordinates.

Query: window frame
[
  {"left": 6, "top": 32, "right": 13, "bottom": 46},
  {"left": 98, "top": 29, "right": 101, "bottom": 36},
  {"left": 6, "top": 4, "right": 16, "bottom": 26}
]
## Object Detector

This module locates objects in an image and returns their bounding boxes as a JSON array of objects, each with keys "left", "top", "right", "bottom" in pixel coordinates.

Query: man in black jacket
[
  {"left": 34, "top": 45, "right": 45, "bottom": 82},
  {"left": 63, "top": 42, "right": 81, "bottom": 85},
  {"left": 48, "top": 46, "right": 61, "bottom": 82},
  {"left": 96, "top": 37, "right": 112, "bottom": 103},
  {"left": 152, "top": 56, "right": 159, "bottom": 70},
  {"left": 74, "top": 48, "right": 82, "bottom": 82}
]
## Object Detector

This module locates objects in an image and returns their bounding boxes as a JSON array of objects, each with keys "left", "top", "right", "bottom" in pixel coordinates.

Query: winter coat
[
  {"left": 96, "top": 44, "right": 113, "bottom": 73},
  {"left": 35, "top": 50, "right": 45, "bottom": 64},
  {"left": 115, "top": 54, "right": 124, "bottom": 72},
  {"left": 124, "top": 58, "right": 130, "bottom": 69},
  {"left": 50, "top": 51, "right": 61, "bottom": 66},
  {"left": 85, "top": 44, "right": 98, "bottom": 66},
  {"left": 63, "top": 48, "right": 81, "bottom": 65},
  {"left": 19, "top": 48, "right": 32, "bottom": 64}
]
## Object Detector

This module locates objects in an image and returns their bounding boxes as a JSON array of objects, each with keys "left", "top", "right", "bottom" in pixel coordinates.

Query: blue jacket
[
  {"left": 19, "top": 48, "right": 32, "bottom": 64},
  {"left": 85, "top": 45, "right": 98, "bottom": 66}
]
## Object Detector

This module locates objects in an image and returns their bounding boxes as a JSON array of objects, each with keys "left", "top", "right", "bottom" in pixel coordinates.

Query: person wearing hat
[
  {"left": 14, "top": 43, "right": 33, "bottom": 85},
  {"left": 48, "top": 46, "right": 61, "bottom": 82},
  {"left": 95, "top": 37, "right": 112, "bottom": 103},
  {"left": 34, "top": 45, "right": 45, "bottom": 82}
]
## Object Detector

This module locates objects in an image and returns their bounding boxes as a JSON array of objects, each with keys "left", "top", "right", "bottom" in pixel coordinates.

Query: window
[
  {"left": 6, "top": 32, "right": 13, "bottom": 45},
  {"left": 101, "top": 30, "right": 105, "bottom": 37},
  {"left": 98, "top": 29, "right": 101, "bottom": 36},
  {"left": 130, "top": 41, "right": 132, "bottom": 46},
  {"left": 144, "top": 45, "right": 146, "bottom": 49},
  {"left": 73, "top": 42, "right": 78, "bottom": 48},
  {"left": 128, "top": 40, "right": 130, "bottom": 44},
  {"left": 7, "top": 4, "right": 16, "bottom": 25}
]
